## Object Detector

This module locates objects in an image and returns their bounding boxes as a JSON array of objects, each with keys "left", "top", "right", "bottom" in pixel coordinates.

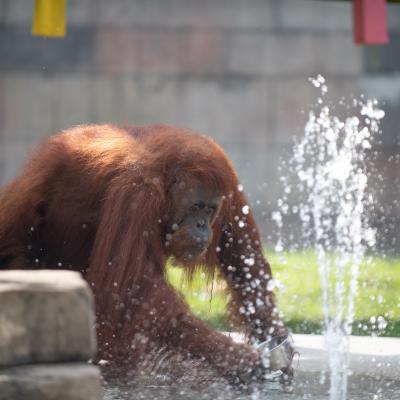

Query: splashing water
[{"left": 277, "top": 75, "right": 384, "bottom": 400}]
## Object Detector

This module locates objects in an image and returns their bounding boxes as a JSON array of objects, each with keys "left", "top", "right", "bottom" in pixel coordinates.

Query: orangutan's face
[{"left": 164, "top": 182, "right": 222, "bottom": 262}]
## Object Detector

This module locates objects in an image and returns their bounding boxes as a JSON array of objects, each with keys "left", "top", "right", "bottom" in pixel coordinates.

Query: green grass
[
  {"left": 167, "top": 267, "right": 230, "bottom": 330},
  {"left": 167, "top": 251, "right": 400, "bottom": 336}
]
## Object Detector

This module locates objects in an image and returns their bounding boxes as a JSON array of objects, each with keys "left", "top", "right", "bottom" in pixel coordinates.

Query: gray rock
[
  {"left": 0, "top": 270, "right": 96, "bottom": 367},
  {"left": 0, "top": 363, "right": 102, "bottom": 400}
]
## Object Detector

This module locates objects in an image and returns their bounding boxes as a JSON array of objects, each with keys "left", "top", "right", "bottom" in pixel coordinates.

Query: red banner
[{"left": 353, "top": 0, "right": 388, "bottom": 45}]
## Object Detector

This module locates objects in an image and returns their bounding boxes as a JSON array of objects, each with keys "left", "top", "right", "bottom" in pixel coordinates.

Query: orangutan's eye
[
  {"left": 190, "top": 204, "right": 200, "bottom": 212},
  {"left": 205, "top": 206, "right": 216, "bottom": 215}
]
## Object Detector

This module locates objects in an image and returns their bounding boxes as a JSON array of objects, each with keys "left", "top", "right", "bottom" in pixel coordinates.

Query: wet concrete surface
[{"left": 102, "top": 334, "right": 400, "bottom": 400}]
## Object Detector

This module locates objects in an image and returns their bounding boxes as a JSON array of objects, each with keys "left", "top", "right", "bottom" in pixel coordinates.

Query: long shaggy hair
[{"left": 0, "top": 124, "right": 288, "bottom": 384}]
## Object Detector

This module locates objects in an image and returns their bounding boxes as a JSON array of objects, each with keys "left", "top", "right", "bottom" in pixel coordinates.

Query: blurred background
[{"left": 0, "top": 0, "right": 399, "bottom": 254}]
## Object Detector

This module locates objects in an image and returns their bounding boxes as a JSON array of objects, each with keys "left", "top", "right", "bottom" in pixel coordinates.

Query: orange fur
[{"left": 0, "top": 124, "right": 288, "bottom": 384}]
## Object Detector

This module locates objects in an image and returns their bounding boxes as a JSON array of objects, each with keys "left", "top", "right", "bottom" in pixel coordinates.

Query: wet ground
[
  {"left": 102, "top": 370, "right": 400, "bottom": 400},
  {"left": 101, "top": 334, "right": 400, "bottom": 400}
]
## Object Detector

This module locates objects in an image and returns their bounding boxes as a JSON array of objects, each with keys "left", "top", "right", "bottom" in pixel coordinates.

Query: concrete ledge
[
  {"left": 0, "top": 270, "right": 96, "bottom": 367},
  {"left": 295, "top": 334, "right": 400, "bottom": 380},
  {"left": 0, "top": 363, "right": 101, "bottom": 400}
]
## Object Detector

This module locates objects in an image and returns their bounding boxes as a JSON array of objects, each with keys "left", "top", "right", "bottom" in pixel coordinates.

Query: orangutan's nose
[
  {"left": 196, "top": 219, "right": 206, "bottom": 229},
  {"left": 193, "top": 221, "right": 209, "bottom": 247}
]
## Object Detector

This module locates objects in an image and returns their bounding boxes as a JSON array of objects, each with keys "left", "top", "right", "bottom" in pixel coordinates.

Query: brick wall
[{"left": 0, "top": 0, "right": 399, "bottom": 252}]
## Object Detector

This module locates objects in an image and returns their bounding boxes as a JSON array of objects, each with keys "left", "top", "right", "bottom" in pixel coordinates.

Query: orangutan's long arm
[
  {"left": 133, "top": 276, "right": 262, "bottom": 385},
  {"left": 217, "top": 192, "right": 288, "bottom": 343},
  {"left": 94, "top": 271, "right": 264, "bottom": 384}
]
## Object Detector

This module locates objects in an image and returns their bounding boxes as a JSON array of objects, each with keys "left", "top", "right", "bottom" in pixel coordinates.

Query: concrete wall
[{"left": 0, "top": 0, "right": 399, "bottom": 252}]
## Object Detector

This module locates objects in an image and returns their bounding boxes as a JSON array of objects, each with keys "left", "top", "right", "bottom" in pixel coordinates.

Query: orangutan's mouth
[{"left": 180, "top": 246, "right": 207, "bottom": 261}]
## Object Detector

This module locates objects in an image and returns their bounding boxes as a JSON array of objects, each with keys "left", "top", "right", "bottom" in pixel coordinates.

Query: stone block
[
  {"left": 72, "top": 0, "right": 277, "bottom": 29},
  {"left": 358, "top": 74, "right": 400, "bottom": 104},
  {"left": 171, "top": 78, "right": 274, "bottom": 145},
  {"left": 0, "top": 270, "right": 96, "bottom": 367},
  {"left": 0, "top": 1, "right": 33, "bottom": 25},
  {"left": 52, "top": 76, "right": 93, "bottom": 129},
  {"left": 364, "top": 32, "right": 400, "bottom": 74},
  {"left": 0, "top": 26, "right": 94, "bottom": 73},
  {"left": 87, "top": 76, "right": 180, "bottom": 125},
  {"left": 272, "top": 77, "right": 360, "bottom": 145},
  {"left": 95, "top": 27, "right": 224, "bottom": 75},
  {"left": 1, "top": 74, "right": 94, "bottom": 143},
  {"left": 221, "top": 141, "right": 277, "bottom": 202},
  {"left": 226, "top": 33, "right": 363, "bottom": 77},
  {"left": 0, "top": 138, "right": 38, "bottom": 185},
  {"left": 67, "top": 0, "right": 98, "bottom": 27},
  {"left": 278, "top": 0, "right": 352, "bottom": 31},
  {"left": 117, "top": 77, "right": 180, "bottom": 125},
  {"left": 271, "top": 78, "right": 315, "bottom": 145},
  {"left": 0, "top": 363, "right": 101, "bottom": 400},
  {"left": 88, "top": 76, "right": 128, "bottom": 124},
  {"left": 88, "top": 75, "right": 274, "bottom": 146},
  {"left": 1, "top": 74, "right": 56, "bottom": 140},
  {"left": 387, "top": 4, "right": 400, "bottom": 30}
]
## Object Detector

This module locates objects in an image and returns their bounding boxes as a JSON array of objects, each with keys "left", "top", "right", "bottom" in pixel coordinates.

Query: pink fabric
[{"left": 353, "top": 0, "right": 388, "bottom": 45}]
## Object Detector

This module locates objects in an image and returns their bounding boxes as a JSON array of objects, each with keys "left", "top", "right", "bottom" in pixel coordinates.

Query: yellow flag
[{"left": 32, "top": 0, "right": 67, "bottom": 38}]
